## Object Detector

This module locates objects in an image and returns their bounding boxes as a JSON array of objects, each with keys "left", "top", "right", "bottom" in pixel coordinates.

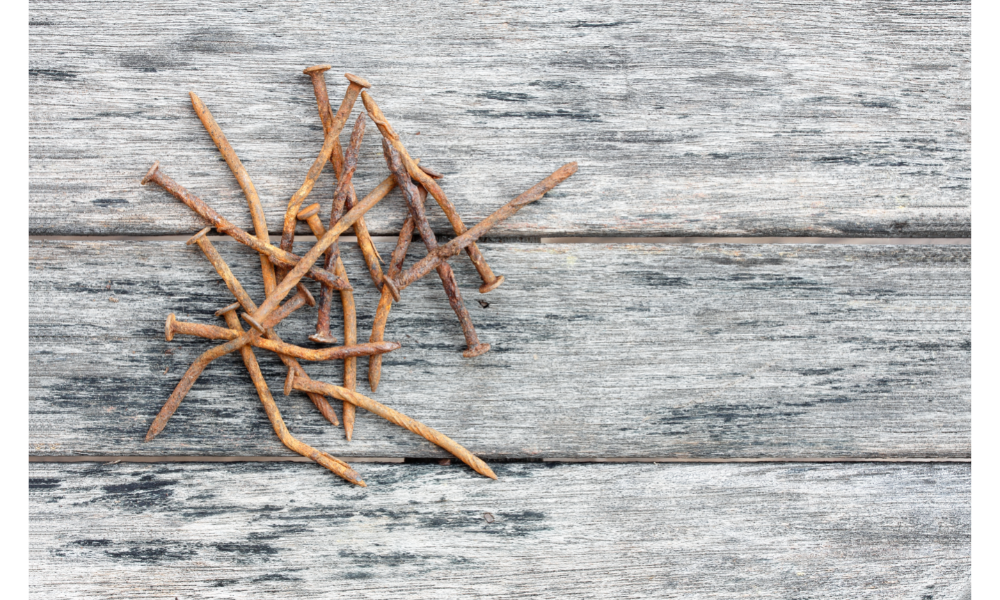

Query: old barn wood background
[{"left": 29, "top": 0, "right": 970, "bottom": 598}]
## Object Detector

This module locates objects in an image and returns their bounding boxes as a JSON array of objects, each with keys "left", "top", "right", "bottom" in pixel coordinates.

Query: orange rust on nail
[
  {"left": 189, "top": 92, "right": 278, "bottom": 299},
  {"left": 294, "top": 378, "right": 497, "bottom": 480},
  {"left": 362, "top": 90, "right": 503, "bottom": 293},
  {"left": 222, "top": 310, "right": 363, "bottom": 486},
  {"left": 382, "top": 140, "right": 489, "bottom": 358},
  {"left": 367, "top": 183, "right": 424, "bottom": 391},
  {"left": 389, "top": 162, "right": 578, "bottom": 294},
  {"left": 141, "top": 163, "right": 350, "bottom": 290}
]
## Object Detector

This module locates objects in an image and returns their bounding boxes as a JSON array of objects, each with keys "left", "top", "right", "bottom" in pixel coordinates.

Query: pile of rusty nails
[{"left": 140, "top": 66, "right": 577, "bottom": 486}]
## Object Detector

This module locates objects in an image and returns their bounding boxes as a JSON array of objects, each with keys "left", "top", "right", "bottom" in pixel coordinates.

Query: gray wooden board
[
  {"left": 28, "top": 461, "right": 971, "bottom": 599},
  {"left": 29, "top": 241, "right": 970, "bottom": 458},
  {"left": 29, "top": 0, "right": 970, "bottom": 237}
]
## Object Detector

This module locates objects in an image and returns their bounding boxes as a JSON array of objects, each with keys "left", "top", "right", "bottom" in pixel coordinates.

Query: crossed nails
[{"left": 139, "top": 67, "right": 575, "bottom": 485}]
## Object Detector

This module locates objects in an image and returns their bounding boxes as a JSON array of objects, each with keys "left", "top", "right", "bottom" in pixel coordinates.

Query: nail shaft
[
  {"left": 221, "top": 308, "right": 364, "bottom": 486},
  {"left": 367, "top": 189, "right": 424, "bottom": 391},
  {"left": 240, "top": 169, "right": 402, "bottom": 333},
  {"left": 383, "top": 140, "right": 490, "bottom": 358},
  {"left": 189, "top": 92, "right": 278, "bottom": 297},
  {"left": 141, "top": 163, "right": 350, "bottom": 290},
  {"left": 293, "top": 378, "right": 497, "bottom": 480},
  {"left": 185, "top": 228, "right": 338, "bottom": 424},
  {"left": 391, "top": 162, "right": 578, "bottom": 292},
  {"left": 362, "top": 90, "right": 504, "bottom": 293}
]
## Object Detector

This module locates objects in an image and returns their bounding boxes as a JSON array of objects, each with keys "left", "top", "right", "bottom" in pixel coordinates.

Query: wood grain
[
  {"left": 29, "top": 241, "right": 970, "bottom": 458},
  {"left": 28, "top": 461, "right": 971, "bottom": 599},
  {"left": 29, "top": 0, "right": 969, "bottom": 237}
]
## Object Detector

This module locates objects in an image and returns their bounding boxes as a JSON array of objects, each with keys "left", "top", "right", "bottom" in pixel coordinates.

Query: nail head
[
  {"left": 241, "top": 312, "right": 266, "bottom": 333},
  {"left": 463, "top": 343, "right": 491, "bottom": 358},
  {"left": 345, "top": 73, "right": 371, "bottom": 88},
  {"left": 382, "top": 277, "right": 401, "bottom": 302},
  {"left": 165, "top": 313, "right": 176, "bottom": 342},
  {"left": 141, "top": 161, "right": 160, "bottom": 185},
  {"left": 478, "top": 274, "right": 505, "bottom": 294},
  {"left": 303, "top": 64, "right": 332, "bottom": 75}
]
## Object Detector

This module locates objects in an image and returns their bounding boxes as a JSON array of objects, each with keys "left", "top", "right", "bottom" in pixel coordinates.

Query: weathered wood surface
[
  {"left": 29, "top": 241, "right": 970, "bottom": 458},
  {"left": 28, "top": 462, "right": 971, "bottom": 599},
  {"left": 29, "top": 0, "right": 970, "bottom": 237}
]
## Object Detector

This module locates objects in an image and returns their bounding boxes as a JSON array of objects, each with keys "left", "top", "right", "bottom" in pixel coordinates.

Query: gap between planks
[
  {"left": 28, "top": 456, "right": 970, "bottom": 464},
  {"left": 26, "top": 235, "right": 973, "bottom": 245}
]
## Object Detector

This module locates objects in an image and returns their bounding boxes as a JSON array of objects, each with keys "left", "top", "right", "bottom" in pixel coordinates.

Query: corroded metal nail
[
  {"left": 389, "top": 162, "right": 579, "bottom": 294},
  {"left": 165, "top": 316, "right": 401, "bottom": 361},
  {"left": 383, "top": 140, "right": 490, "bottom": 358},
  {"left": 141, "top": 162, "right": 350, "bottom": 290},
  {"left": 296, "top": 205, "right": 339, "bottom": 345},
  {"left": 237, "top": 165, "right": 405, "bottom": 336},
  {"left": 183, "top": 229, "right": 338, "bottom": 424},
  {"left": 146, "top": 329, "right": 260, "bottom": 442},
  {"left": 367, "top": 188, "right": 425, "bottom": 391},
  {"left": 303, "top": 67, "right": 385, "bottom": 290},
  {"left": 294, "top": 378, "right": 497, "bottom": 480},
  {"left": 221, "top": 308, "right": 363, "bottom": 486},
  {"left": 189, "top": 91, "right": 277, "bottom": 296},
  {"left": 278, "top": 71, "right": 372, "bottom": 269},
  {"left": 362, "top": 90, "right": 503, "bottom": 293}
]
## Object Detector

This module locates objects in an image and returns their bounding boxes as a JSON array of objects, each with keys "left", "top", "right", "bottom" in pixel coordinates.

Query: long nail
[
  {"left": 382, "top": 140, "right": 490, "bottom": 358},
  {"left": 239, "top": 165, "right": 404, "bottom": 337},
  {"left": 189, "top": 92, "right": 278, "bottom": 297},
  {"left": 141, "top": 162, "right": 350, "bottom": 290},
  {"left": 390, "top": 162, "right": 578, "bottom": 293},
  {"left": 146, "top": 329, "right": 260, "bottom": 442},
  {"left": 294, "top": 378, "right": 496, "bottom": 480},
  {"left": 183, "top": 228, "right": 339, "bottom": 424},
  {"left": 362, "top": 90, "right": 503, "bottom": 293},
  {"left": 303, "top": 67, "right": 386, "bottom": 289},
  {"left": 279, "top": 71, "right": 372, "bottom": 265},
  {"left": 367, "top": 192, "right": 423, "bottom": 391},
  {"left": 166, "top": 316, "right": 401, "bottom": 361},
  {"left": 220, "top": 306, "right": 364, "bottom": 486}
]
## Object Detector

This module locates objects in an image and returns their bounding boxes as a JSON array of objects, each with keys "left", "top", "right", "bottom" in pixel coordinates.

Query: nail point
[
  {"left": 214, "top": 302, "right": 241, "bottom": 317},
  {"left": 186, "top": 226, "right": 212, "bottom": 246},
  {"left": 283, "top": 369, "right": 295, "bottom": 396},
  {"left": 299, "top": 285, "right": 316, "bottom": 307},
  {"left": 241, "top": 312, "right": 265, "bottom": 333},
  {"left": 478, "top": 274, "right": 505, "bottom": 294}
]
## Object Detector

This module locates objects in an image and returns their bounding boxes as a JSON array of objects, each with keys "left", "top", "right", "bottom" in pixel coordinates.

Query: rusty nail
[
  {"left": 183, "top": 230, "right": 338, "bottom": 424},
  {"left": 362, "top": 90, "right": 504, "bottom": 293},
  {"left": 165, "top": 315, "right": 401, "bottom": 362},
  {"left": 221, "top": 307, "right": 363, "bottom": 486},
  {"left": 294, "top": 377, "right": 497, "bottom": 480},
  {"left": 367, "top": 188, "right": 424, "bottom": 391},
  {"left": 141, "top": 162, "right": 350, "bottom": 290},
  {"left": 389, "top": 162, "right": 578, "bottom": 294},
  {"left": 303, "top": 67, "right": 386, "bottom": 290},
  {"left": 189, "top": 91, "right": 277, "bottom": 295},
  {"left": 382, "top": 139, "right": 490, "bottom": 358}
]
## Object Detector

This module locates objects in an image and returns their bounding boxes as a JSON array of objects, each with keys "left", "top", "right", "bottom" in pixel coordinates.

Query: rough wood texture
[
  {"left": 29, "top": 0, "right": 969, "bottom": 237},
  {"left": 29, "top": 241, "right": 970, "bottom": 458},
  {"left": 28, "top": 461, "right": 971, "bottom": 598}
]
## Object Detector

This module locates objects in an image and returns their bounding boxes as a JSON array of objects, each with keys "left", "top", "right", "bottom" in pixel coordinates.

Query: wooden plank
[
  {"left": 29, "top": 0, "right": 969, "bottom": 237},
  {"left": 29, "top": 241, "right": 970, "bottom": 458},
  {"left": 28, "top": 461, "right": 971, "bottom": 598}
]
